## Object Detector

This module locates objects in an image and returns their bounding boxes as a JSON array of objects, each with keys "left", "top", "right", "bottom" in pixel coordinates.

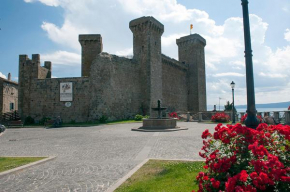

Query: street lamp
[
  {"left": 230, "top": 81, "right": 236, "bottom": 124},
  {"left": 241, "top": 0, "right": 259, "bottom": 128}
]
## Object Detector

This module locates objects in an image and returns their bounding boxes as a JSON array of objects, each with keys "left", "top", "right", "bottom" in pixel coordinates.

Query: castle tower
[
  {"left": 176, "top": 34, "right": 207, "bottom": 112},
  {"left": 79, "top": 34, "right": 103, "bottom": 77},
  {"left": 129, "top": 16, "right": 164, "bottom": 116},
  {"left": 18, "top": 54, "right": 41, "bottom": 119},
  {"left": 44, "top": 61, "right": 52, "bottom": 78},
  {"left": 8, "top": 73, "right": 11, "bottom": 81}
]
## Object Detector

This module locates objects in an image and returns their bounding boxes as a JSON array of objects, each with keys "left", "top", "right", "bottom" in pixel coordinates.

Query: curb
[
  {"left": 0, "top": 129, "right": 6, "bottom": 137},
  {"left": 106, "top": 158, "right": 149, "bottom": 192},
  {"left": 0, "top": 156, "right": 56, "bottom": 178},
  {"left": 105, "top": 158, "right": 205, "bottom": 192}
]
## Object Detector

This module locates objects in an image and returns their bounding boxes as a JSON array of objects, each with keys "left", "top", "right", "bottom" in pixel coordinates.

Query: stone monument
[{"left": 132, "top": 100, "right": 188, "bottom": 132}]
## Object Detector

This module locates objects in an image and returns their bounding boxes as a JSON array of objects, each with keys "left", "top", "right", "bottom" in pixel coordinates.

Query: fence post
[
  {"left": 273, "top": 112, "right": 279, "bottom": 122},
  {"left": 198, "top": 112, "right": 203, "bottom": 122},
  {"left": 285, "top": 111, "right": 290, "bottom": 125}
]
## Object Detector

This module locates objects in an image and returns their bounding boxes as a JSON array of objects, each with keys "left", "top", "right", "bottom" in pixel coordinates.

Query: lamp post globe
[
  {"left": 230, "top": 81, "right": 235, "bottom": 89},
  {"left": 230, "top": 81, "right": 236, "bottom": 124}
]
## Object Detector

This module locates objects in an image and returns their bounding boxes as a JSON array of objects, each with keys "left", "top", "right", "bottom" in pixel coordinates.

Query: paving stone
[{"left": 0, "top": 122, "right": 216, "bottom": 191}]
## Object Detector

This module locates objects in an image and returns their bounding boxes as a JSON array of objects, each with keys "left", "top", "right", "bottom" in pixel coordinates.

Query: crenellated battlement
[
  {"left": 19, "top": 54, "right": 40, "bottom": 65},
  {"left": 161, "top": 54, "right": 188, "bottom": 71},
  {"left": 129, "top": 16, "right": 164, "bottom": 35},
  {"left": 176, "top": 34, "right": 206, "bottom": 47},
  {"left": 19, "top": 54, "right": 52, "bottom": 79},
  {"left": 79, "top": 34, "right": 102, "bottom": 44}
]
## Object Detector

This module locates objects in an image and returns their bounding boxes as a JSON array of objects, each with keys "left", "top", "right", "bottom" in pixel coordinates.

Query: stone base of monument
[{"left": 131, "top": 118, "right": 188, "bottom": 132}]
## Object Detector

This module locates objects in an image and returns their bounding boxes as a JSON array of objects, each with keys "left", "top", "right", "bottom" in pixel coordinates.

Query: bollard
[{"left": 186, "top": 112, "right": 190, "bottom": 122}]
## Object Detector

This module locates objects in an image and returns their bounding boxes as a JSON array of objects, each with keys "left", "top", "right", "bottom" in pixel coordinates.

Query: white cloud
[
  {"left": 41, "top": 21, "right": 88, "bottom": 51},
  {"left": 284, "top": 29, "right": 290, "bottom": 42},
  {"left": 259, "top": 72, "right": 287, "bottom": 78},
  {"left": 41, "top": 51, "right": 81, "bottom": 66},
  {"left": 24, "top": 0, "right": 59, "bottom": 6},
  {"left": 266, "top": 46, "right": 290, "bottom": 73},
  {"left": 118, "top": 0, "right": 195, "bottom": 23},
  {"left": 282, "top": 7, "right": 289, "bottom": 12},
  {"left": 162, "top": 33, "right": 187, "bottom": 47},
  {"left": 213, "top": 73, "right": 245, "bottom": 77},
  {"left": 0, "top": 72, "right": 6, "bottom": 79},
  {"left": 115, "top": 48, "right": 133, "bottom": 56}
]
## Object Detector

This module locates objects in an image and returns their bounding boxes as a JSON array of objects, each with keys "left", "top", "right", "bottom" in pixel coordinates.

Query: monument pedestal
[{"left": 132, "top": 118, "right": 188, "bottom": 132}]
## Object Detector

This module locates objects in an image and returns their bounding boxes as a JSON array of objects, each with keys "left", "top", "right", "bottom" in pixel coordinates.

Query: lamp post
[
  {"left": 241, "top": 0, "right": 259, "bottom": 128},
  {"left": 230, "top": 81, "right": 236, "bottom": 124}
]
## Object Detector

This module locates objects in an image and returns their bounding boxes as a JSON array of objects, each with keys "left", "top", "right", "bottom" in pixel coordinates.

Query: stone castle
[{"left": 18, "top": 16, "right": 207, "bottom": 122}]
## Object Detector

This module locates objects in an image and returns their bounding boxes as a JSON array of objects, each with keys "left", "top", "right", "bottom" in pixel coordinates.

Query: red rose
[{"left": 239, "top": 170, "right": 248, "bottom": 182}]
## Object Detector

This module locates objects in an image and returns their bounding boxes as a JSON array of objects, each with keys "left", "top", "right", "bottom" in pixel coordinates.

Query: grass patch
[
  {"left": 0, "top": 157, "right": 46, "bottom": 173},
  {"left": 115, "top": 160, "right": 205, "bottom": 192}
]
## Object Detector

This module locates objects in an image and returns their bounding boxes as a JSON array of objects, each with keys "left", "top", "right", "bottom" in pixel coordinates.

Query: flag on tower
[{"left": 190, "top": 24, "right": 193, "bottom": 34}]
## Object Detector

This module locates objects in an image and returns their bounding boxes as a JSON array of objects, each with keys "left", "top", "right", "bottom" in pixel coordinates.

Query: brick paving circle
[{"left": 0, "top": 122, "right": 217, "bottom": 192}]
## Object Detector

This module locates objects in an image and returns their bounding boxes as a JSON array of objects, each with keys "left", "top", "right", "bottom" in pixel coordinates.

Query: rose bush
[
  {"left": 169, "top": 112, "right": 180, "bottom": 120},
  {"left": 211, "top": 112, "right": 230, "bottom": 123},
  {"left": 240, "top": 114, "right": 262, "bottom": 124},
  {"left": 193, "top": 123, "right": 290, "bottom": 192}
]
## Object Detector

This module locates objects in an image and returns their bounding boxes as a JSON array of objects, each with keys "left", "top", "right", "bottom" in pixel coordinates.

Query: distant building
[
  {"left": 0, "top": 73, "right": 18, "bottom": 119},
  {"left": 18, "top": 16, "right": 207, "bottom": 122}
]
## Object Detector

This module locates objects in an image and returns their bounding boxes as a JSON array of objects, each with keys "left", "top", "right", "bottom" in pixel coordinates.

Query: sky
[{"left": 0, "top": 0, "right": 289, "bottom": 107}]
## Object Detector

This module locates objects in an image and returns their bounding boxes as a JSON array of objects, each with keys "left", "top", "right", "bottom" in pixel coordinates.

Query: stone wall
[
  {"left": 161, "top": 55, "right": 188, "bottom": 112},
  {"left": 2, "top": 81, "right": 18, "bottom": 113},
  {"left": 38, "top": 67, "right": 49, "bottom": 79},
  {"left": 0, "top": 79, "right": 3, "bottom": 115},
  {"left": 27, "top": 77, "right": 90, "bottom": 123},
  {"left": 89, "top": 53, "right": 142, "bottom": 120},
  {"left": 0, "top": 78, "right": 18, "bottom": 115}
]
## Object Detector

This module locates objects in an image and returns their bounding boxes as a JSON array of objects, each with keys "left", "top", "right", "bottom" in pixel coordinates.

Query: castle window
[
  {"left": 155, "top": 42, "right": 157, "bottom": 45},
  {"left": 10, "top": 103, "right": 14, "bottom": 111}
]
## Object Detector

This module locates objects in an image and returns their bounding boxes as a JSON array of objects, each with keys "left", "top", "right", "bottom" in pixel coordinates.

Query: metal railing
[{"left": 180, "top": 111, "right": 290, "bottom": 125}]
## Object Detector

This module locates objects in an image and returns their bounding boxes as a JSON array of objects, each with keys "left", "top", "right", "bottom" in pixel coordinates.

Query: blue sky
[{"left": 0, "top": 0, "right": 290, "bottom": 106}]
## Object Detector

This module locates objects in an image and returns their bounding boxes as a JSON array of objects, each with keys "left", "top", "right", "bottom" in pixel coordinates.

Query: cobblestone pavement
[{"left": 0, "top": 122, "right": 217, "bottom": 192}]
